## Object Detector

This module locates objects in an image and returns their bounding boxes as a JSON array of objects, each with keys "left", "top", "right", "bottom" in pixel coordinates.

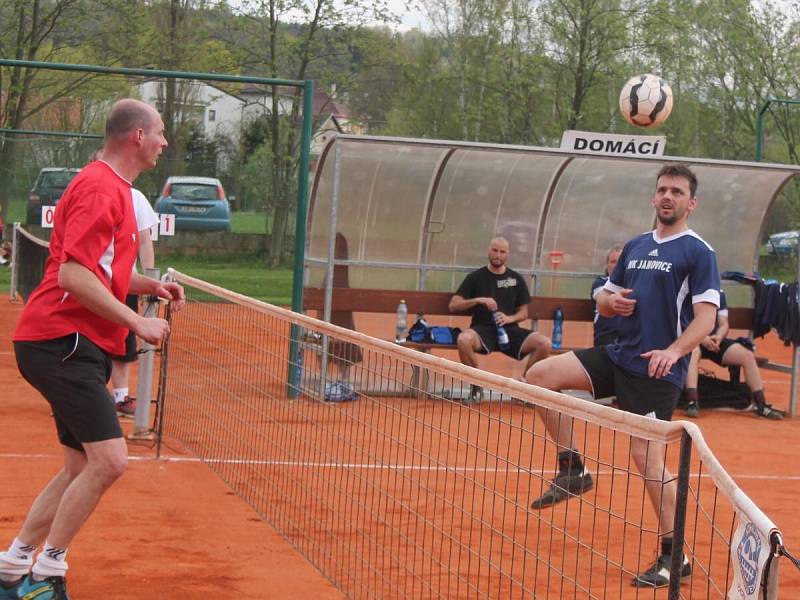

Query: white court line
[{"left": 1, "top": 452, "right": 799, "bottom": 480}]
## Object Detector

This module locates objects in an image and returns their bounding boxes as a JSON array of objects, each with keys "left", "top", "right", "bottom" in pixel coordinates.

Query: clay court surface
[{"left": 2, "top": 295, "right": 800, "bottom": 598}]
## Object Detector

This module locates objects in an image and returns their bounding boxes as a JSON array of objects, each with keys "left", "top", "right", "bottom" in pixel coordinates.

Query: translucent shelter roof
[{"left": 307, "top": 135, "right": 800, "bottom": 298}]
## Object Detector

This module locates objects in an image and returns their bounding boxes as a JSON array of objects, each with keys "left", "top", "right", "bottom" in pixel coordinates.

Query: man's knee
[
  {"left": 457, "top": 330, "right": 479, "bottom": 352},
  {"left": 528, "top": 333, "right": 551, "bottom": 354},
  {"left": 85, "top": 440, "right": 128, "bottom": 486}
]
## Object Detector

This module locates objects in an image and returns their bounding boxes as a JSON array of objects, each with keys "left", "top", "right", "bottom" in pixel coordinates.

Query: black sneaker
[
  {"left": 754, "top": 403, "right": 784, "bottom": 420},
  {"left": 530, "top": 469, "right": 593, "bottom": 509},
  {"left": 686, "top": 401, "right": 699, "bottom": 418},
  {"left": 632, "top": 554, "right": 691, "bottom": 588},
  {"left": 464, "top": 385, "right": 483, "bottom": 405}
]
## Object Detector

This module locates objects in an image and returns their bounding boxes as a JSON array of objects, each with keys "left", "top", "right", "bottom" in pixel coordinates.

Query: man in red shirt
[{"left": 0, "top": 99, "right": 184, "bottom": 600}]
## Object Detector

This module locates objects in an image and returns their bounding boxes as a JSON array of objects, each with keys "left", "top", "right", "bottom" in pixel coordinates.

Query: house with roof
[{"left": 138, "top": 79, "right": 364, "bottom": 166}]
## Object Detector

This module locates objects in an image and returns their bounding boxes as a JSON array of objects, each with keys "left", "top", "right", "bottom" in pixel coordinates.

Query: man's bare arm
[{"left": 449, "top": 294, "right": 497, "bottom": 313}]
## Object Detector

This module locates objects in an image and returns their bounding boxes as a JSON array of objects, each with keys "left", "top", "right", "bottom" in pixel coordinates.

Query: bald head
[
  {"left": 487, "top": 237, "right": 510, "bottom": 272},
  {"left": 105, "top": 99, "right": 160, "bottom": 141}
]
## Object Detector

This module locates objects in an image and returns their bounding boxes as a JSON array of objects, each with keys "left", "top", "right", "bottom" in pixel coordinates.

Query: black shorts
[
  {"left": 573, "top": 346, "right": 681, "bottom": 421},
  {"left": 14, "top": 333, "right": 123, "bottom": 451},
  {"left": 110, "top": 294, "right": 139, "bottom": 363},
  {"left": 470, "top": 324, "right": 533, "bottom": 360},
  {"left": 699, "top": 338, "right": 739, "bottom": 366}
]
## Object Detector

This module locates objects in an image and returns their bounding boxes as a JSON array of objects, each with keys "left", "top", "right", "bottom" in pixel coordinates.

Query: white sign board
[
  {"left": 560, "top": 130, "right": 666, "bottom": 157},
  {"left": 41, "top": 206, "right": 56, "bottom": 228},
  {"left": 159, "top": 213, "right": 175, "bottom": 236},
  {"left": 728, "top": 520, "right": 770, "bottom": 599}
]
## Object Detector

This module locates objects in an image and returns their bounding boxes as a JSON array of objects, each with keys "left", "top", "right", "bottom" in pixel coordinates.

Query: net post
[
  {"left": 668, "top": 428, "right": 692, "bottom": 600},
  {"left": 10, "top": 222, "right": 19, "bottom": 301},
  {"left": 129, "top": 268, "right": 161, "bottom": 441},
  {"left": 154, "top": 296, "right": 173, "bottom": 460}
]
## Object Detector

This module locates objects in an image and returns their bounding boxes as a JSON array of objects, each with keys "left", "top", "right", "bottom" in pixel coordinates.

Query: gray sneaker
[{"left": 463, "top": 385, "right": 483, "bottom": 405}]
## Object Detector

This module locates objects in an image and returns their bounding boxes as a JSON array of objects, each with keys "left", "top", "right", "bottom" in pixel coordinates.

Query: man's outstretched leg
[
  {"left": 525, "top": 351, "right": 594, "bottom": 508},
  {"left": 629, "top": 438, "right": 691, "bottom": 588}
]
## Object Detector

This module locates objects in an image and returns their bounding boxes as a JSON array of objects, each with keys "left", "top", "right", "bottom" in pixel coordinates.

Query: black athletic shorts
[
  {"left": 573, "top": 346, "right": 681, "bottom": 421},
  {"left": 110, "top": 294, "right": 139, "bottom": 363},
  {"left": 14, "top": 333, "right": 123, "bottom": 451},
  {"left": 699, "top": 338, "right": 739, "bottom": 366},
  {"left": 470, "top": 324, "right": 534, "bottom": 360}
]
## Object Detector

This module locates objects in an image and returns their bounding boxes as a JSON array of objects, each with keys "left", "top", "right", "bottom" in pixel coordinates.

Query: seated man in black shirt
[
  {"left": 684, "top": 289, "right": 784, "bottom": 419},
  {"left": 449, "top": 237, "right": 551, "bottom": 403}
]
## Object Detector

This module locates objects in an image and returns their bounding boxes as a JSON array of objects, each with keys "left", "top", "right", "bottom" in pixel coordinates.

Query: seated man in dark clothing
[
  {"left": 591, "top": 244, "right": 624, "bottom": 346},
  {"left": 449, "top": 237, "right": 551, "bottom": 403},
  {"left": 684, "top": 289, "right": 784, "bottom": 419}
]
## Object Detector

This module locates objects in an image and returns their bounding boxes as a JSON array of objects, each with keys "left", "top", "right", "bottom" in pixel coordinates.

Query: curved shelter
[{"left": 307, "top": 135, "right": 800, "bottom": 302}]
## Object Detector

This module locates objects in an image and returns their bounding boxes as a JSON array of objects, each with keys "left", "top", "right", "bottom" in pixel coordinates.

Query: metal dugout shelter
[{"left": 306, "top": 134, "right": 800, "bottom": 410}]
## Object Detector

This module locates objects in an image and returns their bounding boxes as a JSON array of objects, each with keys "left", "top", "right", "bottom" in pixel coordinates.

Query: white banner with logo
[
  {"left": 560, "top": 130, "right": 666, "bottom": 157},
  {"left": 728, "top": 519, "right": 770, "bottom": 599}
]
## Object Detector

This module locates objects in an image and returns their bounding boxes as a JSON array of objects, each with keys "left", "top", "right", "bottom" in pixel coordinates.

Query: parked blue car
[
  {"left": 767, "top": 230, "right": 799, "bottom": 258},
  {"left": 154, "top": 176, "right": 231, "bottom": 232}
]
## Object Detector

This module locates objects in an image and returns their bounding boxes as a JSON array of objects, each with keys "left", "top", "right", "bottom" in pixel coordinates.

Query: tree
[{"left": 226, "top": 0, "right": 395, "bottom": 265}]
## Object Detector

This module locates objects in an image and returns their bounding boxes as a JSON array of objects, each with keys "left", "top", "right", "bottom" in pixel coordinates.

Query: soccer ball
[{"left": 619, "top": 74, "right": 673, "bottom": 128}]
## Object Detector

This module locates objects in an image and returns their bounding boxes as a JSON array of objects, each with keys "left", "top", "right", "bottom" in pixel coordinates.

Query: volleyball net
[
  {"left": 157, "top": 269, "right": 788, "bottom": 599},
  {"left": 9, "top": 223, "right": 49, "bottom": 302}
]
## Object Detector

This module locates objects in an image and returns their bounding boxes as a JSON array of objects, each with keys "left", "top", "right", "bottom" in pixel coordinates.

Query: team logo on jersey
[
  {"left": 627, "top": 258, "right": 673, "bottom": 272},
  {"left": 648, "top": 248, "right": 659, "bottom": 256},
  {"left": 496, "top": 278, "right": 517, "bottom": 288}
]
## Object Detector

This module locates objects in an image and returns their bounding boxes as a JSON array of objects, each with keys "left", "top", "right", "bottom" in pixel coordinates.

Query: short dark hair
[
  {"left": 105, "top": 99, "right": 157, "bottom": 140},
  {"left": 656, "top": 163, "right": 698, "bottom": 197}
]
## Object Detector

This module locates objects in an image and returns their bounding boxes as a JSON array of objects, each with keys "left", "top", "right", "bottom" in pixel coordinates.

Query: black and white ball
[{"left": 619, "top": 74, "right": 673, "bottom": 128}]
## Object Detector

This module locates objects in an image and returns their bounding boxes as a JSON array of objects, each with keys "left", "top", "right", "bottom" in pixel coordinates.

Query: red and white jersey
[{"left": 14, "top": 161, "right": 139, "bottom": 355}]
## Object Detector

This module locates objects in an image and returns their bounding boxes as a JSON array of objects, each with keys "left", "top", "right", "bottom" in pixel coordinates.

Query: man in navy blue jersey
[
  {"left": 525, "top": 164, "right": 720, "bottom": 589},
  {"left": 591, "top": 243, "right": 625, "bottom": 346}
]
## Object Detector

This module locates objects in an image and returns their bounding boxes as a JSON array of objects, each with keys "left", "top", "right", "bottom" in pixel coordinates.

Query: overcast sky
[{"left": 391, "top": 0, "right": 430, "bottom": 30}]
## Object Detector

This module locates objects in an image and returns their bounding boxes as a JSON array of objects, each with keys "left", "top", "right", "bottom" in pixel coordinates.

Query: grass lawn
[
  {"left": 158, "top": 256, "right": 294, "bottom": 305},
  {"left": 231, "top": 211, "right": 269, "bottom": 234}
]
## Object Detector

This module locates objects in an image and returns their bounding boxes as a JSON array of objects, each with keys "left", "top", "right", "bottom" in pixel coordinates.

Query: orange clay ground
[{"left": 2, "top": 296, "right": 800, "bottom": 598}]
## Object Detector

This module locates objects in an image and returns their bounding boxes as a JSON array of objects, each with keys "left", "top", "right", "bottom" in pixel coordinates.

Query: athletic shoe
[
  {"left": 754, "top": 403, "right": 784, "bottom": 420},
  {"left": 632, "top": 553, "right": 691, "bottom": 588},
  {"left": 116, "top": 396, "right": 137, "bottom": 419},
  {"left": 0, "top": 577, "right": 23, "bottom": 599},
  {"left": 464, "top": 385, "right": 483, "bottom": 405},
  {"left": 530, "top": 469, "right": 593, "bottom": 509},
  {"left": 17, "top": 574, "right": 71, "bottom": 599},
  {"left": 686, "top": 401, "right": 699, "bottom": 418}
]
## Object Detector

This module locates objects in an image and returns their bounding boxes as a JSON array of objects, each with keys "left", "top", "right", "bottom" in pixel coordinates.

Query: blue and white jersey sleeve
[{"left": 717, "top": 289, "right": 728, "bottom": 318}]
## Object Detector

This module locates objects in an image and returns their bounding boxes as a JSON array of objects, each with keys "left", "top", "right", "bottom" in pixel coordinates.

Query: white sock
[
  {"left": 112, "top": 388, "right": 128, "bottom": 404},
  {"left": 31, "top": 544, "right": 68, "bottom": 580},
  {"left": 0, "top": 538, "right": 36, "bottom": 580}
]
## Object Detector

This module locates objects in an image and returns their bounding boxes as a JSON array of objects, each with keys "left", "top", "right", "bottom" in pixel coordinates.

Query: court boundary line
[{"left": 1, "top": 452, "right": 797, "bottom": 480}]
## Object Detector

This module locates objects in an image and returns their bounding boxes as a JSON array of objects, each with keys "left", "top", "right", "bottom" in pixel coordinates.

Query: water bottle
[
  {"left": 493, "top": 312, "right": 511, "bottom": 351},
  {"left": 294, "top": 348, "right": 303, "bottom": 391},
  {"left": 552, "top": 307, "right": 564, "bottom": 349},
  {"left": 395, "top": 300, "right": 408, "bottom": 343}
]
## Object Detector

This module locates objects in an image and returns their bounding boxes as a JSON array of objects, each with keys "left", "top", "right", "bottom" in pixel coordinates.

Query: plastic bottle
[
  {"left": 395, "top": 300, "right": 409, "bottom": 343},
  {"left": 294, "top": 348, "right": 303, "bottom": 391},
  {"left": 552, "top": 307, "right": 564, "bottom": 349},
  {"left": 493, "top": 312, "right": 511, "bottom": 351}
]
